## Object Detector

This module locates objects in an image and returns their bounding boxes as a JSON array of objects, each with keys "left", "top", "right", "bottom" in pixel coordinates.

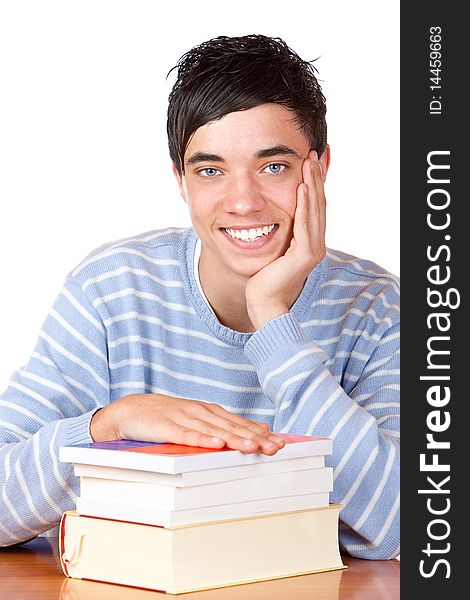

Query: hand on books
[
  {"left": 245, "top": 148, "right": 328, "bottom": 329},
  {"left": 90, "top": 393, "right": 286, "bottom": 455}
]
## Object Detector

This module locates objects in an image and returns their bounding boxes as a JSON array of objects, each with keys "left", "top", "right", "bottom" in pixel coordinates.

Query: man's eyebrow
[
  {"left": 185, "top": 145, "right": 302, "bottom": 167},
  {"left": 185, "top": 152, "right": 225, "bottom": 167},
  {"left": 255, "top": 145, "right": 302, "bottom": 159}
]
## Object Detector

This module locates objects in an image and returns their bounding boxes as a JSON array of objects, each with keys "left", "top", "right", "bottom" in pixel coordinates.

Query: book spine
[{"left": 59, "top": 512, "right": 70, "bottom": 578}]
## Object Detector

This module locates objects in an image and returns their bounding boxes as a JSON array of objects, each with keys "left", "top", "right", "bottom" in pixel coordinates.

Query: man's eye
[
  {"left": 264, "top": 163, "right": 286, "bottom": 174},
  {"left": 199, "top": 168, "right": 220, "bottom": 177}
]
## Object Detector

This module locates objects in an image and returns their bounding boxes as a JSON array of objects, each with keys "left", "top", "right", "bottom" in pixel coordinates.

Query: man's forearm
[
  {"left": 0, "top": 413, "right": 94, "bottom": 547},
  {"left": 244, "top": 313, "right": 400, "bottom": 559}
]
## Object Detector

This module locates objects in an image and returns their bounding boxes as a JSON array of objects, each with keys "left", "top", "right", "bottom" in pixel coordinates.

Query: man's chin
[{"left": 228, "top": 256, "right": 278, "bottom": 280}]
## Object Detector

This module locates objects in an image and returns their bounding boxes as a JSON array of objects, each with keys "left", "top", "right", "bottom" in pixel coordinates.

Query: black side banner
[{"left": 401, "top": 3, "right": 465, "bottom": 597}]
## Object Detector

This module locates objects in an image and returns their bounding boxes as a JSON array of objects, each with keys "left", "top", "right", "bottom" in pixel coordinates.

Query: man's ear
[
  {"left": 319, "top": 144, "right": 331, "bottom": 182},
  {"left": 172, "top": 162, "right": 187, "bottom": 202}
]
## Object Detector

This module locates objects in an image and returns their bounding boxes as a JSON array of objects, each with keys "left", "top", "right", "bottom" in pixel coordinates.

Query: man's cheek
[{"left": 273, "top": 194, "right": 296, "bottom": 222}]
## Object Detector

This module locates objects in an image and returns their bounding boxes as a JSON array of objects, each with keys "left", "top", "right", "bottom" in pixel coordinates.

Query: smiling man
[{"left": 0, "top": 35, "right": 400, "bottom": 560}]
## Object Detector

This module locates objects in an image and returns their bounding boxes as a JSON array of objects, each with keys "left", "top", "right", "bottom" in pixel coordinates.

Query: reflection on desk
[
  {"left": 0, "top": 537, "right": 399, "bottom": 600},
  {"left": 60, "top": 569, "right": 344, "bottom": 600}
]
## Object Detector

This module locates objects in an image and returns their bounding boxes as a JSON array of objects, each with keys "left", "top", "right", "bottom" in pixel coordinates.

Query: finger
[
  {"left": 202, "top": 403, "right": 285, "bottom": 447},
  {"left": 300, "top": 155, "right": 318, "bottom": 220},
  {"left": 150, "top": 419, "right": 227, "bottom": 449},
  {"left": 181, "top": 417, "right": 283, "bottom": 455},
  {"left": 310, "top": 151, "right": 327, "bottom": 213},
  {"left": 293, "top": 182, "right": 310, "bottom": 246},
  {"left": 303, "top": 152, "right": 327, "bottom": 245},
  {"left": 201, "top": 413, "right": 285, "bottom": 451},
  {"left": 303, "top": 152, "right": 322, "bottom": 200}
]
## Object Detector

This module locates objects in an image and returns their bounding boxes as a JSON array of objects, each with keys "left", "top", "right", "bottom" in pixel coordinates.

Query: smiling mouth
[{"left": 222, "top": 224, "right": 277, "bottom": 242}]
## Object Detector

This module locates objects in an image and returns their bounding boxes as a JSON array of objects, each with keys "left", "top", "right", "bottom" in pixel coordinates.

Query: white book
[
  {"left": 73, "top": 454, "right": 325, "bottom": 487},
  {"left": 76, "top": 492, "right": 330, "bottom": 527},
  {"left": 59, "top": 433, "right": 332, "bottom": 475},
  {"left": 79, "top": 467, "right": 333, "bottom": 510}
]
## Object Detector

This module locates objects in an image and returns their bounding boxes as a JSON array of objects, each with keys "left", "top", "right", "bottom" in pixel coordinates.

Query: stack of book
[{"left": 59, "top": 433, "right": 345, "bottom": 594}]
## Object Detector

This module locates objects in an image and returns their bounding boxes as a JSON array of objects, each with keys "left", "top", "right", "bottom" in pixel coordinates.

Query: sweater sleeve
[
  {"left": 244, "top": 310, "right": 400, "bottom": 560},
  {"left": 0, "top": 276, "right": 109, "bottom": 547}
]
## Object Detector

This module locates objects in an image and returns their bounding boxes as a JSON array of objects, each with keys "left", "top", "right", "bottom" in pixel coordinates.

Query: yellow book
[{"left": 59, "top": 506, "right": 346, "bottom": 594}]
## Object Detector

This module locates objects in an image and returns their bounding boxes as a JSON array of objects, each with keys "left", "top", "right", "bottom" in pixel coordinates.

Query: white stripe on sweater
[
  {"left": 274, "top": 370, "right": 312, "bottom": 407},
  {"left": 18, "top": 371, "right": 88, "bottom": 413},
  {"left": 261, "top": 347, "right": 325, "bottom": 389},
  {"left": 50, "top": 309, "right": 108, "bottom": 362},
  {"left": 352, "top": 444, "right": 397, "bottom": 530},
  {"left": 82, "top": 266, "right": 184, "bottom": 291},
  {"left": 73, "top": 246, "right": 180, "bottom": 277},
  {"left": 138, "top": 361, "right": 262, "bottom": 393},
  {"left": 14, "top": 461, "right": 50, "bottom": 526},
  {"left": 1, "top": 487, "right": 38, "bottom": 535},
  {"left": 370, "top": 491, "right": 400, "bottom": 548},
  {"left": 279, "top": 370, "right": 330, "bottom": 432},
  {"left": 307, "top": 387, "right": 344, "bottom": 435},
  {"left": 333, "top": 416, "right": 375, "bottom": 479},
  {"left": 38, "top": 332, "right": 108, "bottom": 389},
  {"left": 32, "top": 434, "right": 65, "bottom": 517},
  {"left": 48, "top": 422, "right": 75, "bottom": 501},
  {"left": 108, "top": 336, "right": 255, "bottom": 371},
  {"left": 31, "top": 353, "right": 99, "bottom": 403},
  {"left": 302, "top": 308, "right": 394, "bottom": 328},
  {"left": 104, "top": 312, "right": 231, "bottom": 348},
  {"left": 107, "top": 382, "right": 275, "bottom": 415},
  {"left": 73, "top": 229, "right": 183, "bottom": 277},
  {"left": 61, "top": 287, "right": 104, "bottom": 333},
  {"left": 316, "top": 291, "right": 399, "bottom": 311},
  {"left": 339, "top": 445, "right": 380, "bottom": 506},
  {"left": 0, "top": 400, "right": 47, "bottom": 427},
  {"left": 321, "top": 278, "right": 398, "bottom": 289},
  {"left": 0, "top": 521, "right": 23, "bottom": 545},
  {"left": 93, "top": 288, "right": 195, "bottom": 314},
  {"left": 351, "top": 385, "right": 400, "bottom": 403},
  {"left": 8, "top": 382, "right": 64, "bottom": 416},
  {"left": 361, "top": 352, "right": 399, "bottom": 375}
]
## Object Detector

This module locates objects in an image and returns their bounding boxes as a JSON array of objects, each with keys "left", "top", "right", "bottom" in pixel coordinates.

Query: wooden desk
[{"left": 0, "top": 537, "right": 399, "bottom": 599}]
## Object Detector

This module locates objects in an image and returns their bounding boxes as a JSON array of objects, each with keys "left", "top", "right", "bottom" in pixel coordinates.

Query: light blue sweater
[{"left": 0, "top": 228, "right": 400, "bottom": 558}]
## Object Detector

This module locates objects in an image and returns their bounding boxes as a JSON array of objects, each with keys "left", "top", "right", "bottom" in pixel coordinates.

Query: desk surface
[{"left": 0, "top": 537, "right": 399, "bottom": 599}]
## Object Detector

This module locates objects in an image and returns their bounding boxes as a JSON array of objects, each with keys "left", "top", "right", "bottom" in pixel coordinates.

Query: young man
[{"left": 0, "top": 35, "right": 399, "bottom": 559}]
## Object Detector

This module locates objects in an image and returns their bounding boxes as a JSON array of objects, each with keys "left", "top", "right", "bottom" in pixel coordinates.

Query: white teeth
[{"left": 224, "top": 224, "right": 275, "bottom": 241}]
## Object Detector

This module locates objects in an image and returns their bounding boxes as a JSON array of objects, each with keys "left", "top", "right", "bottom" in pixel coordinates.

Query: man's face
[{"left": 173, "top": 103, "right": 327, "bottom": 285}]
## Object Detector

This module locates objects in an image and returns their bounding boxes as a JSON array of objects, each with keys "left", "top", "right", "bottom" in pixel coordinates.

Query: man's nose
[{"left": 222, "top": 174, "right": 266, "bottom": 215}]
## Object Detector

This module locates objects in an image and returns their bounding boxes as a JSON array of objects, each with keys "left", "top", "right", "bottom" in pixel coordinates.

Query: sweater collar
[{"left": 179, "top": 228, "right": 325, "bottom": 346}]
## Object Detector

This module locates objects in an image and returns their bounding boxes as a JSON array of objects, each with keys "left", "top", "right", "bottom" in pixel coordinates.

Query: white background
[{"left": 0, "top": 1, "right": 399, "bottom": 386}]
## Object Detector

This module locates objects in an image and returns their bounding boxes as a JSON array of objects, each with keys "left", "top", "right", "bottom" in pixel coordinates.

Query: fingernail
[
  {"left": 243, "top": 439, "right": 255, "bottom": 446},
  {"left": 212, "top": 437, "right": 222, "bottom": 443}
]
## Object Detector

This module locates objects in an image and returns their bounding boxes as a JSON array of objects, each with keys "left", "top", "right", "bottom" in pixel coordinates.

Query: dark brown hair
[{"left": 167, "top": 34, "right": 327, "bottom": 175}]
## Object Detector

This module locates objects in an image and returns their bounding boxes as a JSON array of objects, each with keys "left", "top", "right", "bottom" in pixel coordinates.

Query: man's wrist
[
  {"left": 247, "top": 302, "right": 289, "bottom": 330},
  {"left": 90, "top": 405, "right": 119, "bottom": 442}
]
